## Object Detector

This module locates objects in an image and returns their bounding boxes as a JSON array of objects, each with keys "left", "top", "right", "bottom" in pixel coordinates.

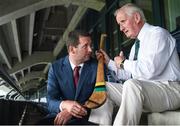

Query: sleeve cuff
[
  {"left": 59, "top": 101, "right": 63, "bottom": 111},
  {"left": 108, "top": 59, "right": 113, "bottom": 67},
  {"left": 108, "top": 60, "right": 118, "bottom": 72}
]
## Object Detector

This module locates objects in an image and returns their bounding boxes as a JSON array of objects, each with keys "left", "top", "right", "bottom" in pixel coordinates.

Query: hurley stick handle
[
  {"left": 84, "top": 34, "right": 107, "bottom": 109},
  {"left": 95, "top": 34, "right": 106, "bottom": 85}
]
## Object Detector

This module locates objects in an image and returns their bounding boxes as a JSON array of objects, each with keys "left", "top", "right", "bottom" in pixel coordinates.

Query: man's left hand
[{"left": 54, "top": 110, "right": 72, "bottom": 125}]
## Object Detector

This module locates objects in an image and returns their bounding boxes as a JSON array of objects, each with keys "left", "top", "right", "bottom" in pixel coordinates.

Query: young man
[
  {"left": 47, "top": 30, "right": 98, "bottom": 125},
  {"left": 91, "top": 3, "right": 180, "bottom": 125}
]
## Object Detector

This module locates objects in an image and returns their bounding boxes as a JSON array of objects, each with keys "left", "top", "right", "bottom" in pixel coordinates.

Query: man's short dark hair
[{"left": 66, "top": 30, "right": 91, "bottom": 49}]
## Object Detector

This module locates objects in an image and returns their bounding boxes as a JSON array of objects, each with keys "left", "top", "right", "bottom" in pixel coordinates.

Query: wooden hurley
[{"left": 84, "top": 34, "right": 107, "bottom": 109}]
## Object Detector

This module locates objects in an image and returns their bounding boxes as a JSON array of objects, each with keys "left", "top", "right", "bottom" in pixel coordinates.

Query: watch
[{"left": 120, "top": 59, "right": 125, "bottom": 69}]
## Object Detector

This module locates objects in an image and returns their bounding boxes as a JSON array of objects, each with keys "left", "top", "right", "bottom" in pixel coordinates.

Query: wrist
[
  {"left": 119, "top": 59, "right": 125, "bottom": 69},
  {"left": 61, "top": 100, "right": 68, "bottom": 111},
  {"left": 106, "top": 58, "right": 110, "bottom": 65}
]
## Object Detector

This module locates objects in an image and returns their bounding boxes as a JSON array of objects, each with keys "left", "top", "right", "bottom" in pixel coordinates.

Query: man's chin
[
  {"left": 124, "top": 34, "right": 129, "bottom": 38},
  {"left": 126, "top": 35, "right": 134, "bottom": 39},
  {"left": 84, "top": 56, "right": 91, "bottom": 62}
]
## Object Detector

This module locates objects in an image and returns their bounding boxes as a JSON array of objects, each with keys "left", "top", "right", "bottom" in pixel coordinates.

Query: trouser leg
[
  {"left": 106, "top": 82, "right": 123, "bottom": 106},
  {"left": 140, "top": 81, "right": 180, "bottom": 112},
  {"left": 88, "top": 98, "right": 114, "bottom": 125},
  {"left": 88, "top": 82, "right": 123, "bottom": 125},
  {"left": 113, "top": 79, "right": 180, "bottom": 125},
  {"left": 113, "top": 79, "right": 144, "bottom": 125}
]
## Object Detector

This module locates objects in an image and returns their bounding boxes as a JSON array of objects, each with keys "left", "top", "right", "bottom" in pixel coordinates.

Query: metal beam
[
  {"left": 12, "top": 73, "right": 21, "bottom": 88},
  {"left": 21, "top": 80, "right": 39, "bottom": 92},
  {"left": 19, "top": 71, "right": 45, "bottom": 84},
  {"left": 38, "top": 8, "right": 51, "bottom": 47},
  {"left": 12, "top": 74, "right": 18, "bottom": 82},
  {"left": 0, "top": 0, "right": 105, "bottom": 25},
  {"left": 8, "top": 51, "right": 55, "bottom": 74},
  {"left": 0, "top": 46, "right": 12, "bottom": 69},
  {"left": 28, "top": 12, "right": 35, "bottom": 55},
  {"left": 28, "top": 67, "right": 31, "bottom": 73},
  {"left": 21, "top": 70, "right": 24, "bottom": 77},
  {"left": 0, "top": 29, "right": 12, "bottom": 69},
  {"left": 11, "top": 20, "right": 22, "bottom": 62},
  {"left": 43, "top": 63, "right": 51, "bottom": 74}
]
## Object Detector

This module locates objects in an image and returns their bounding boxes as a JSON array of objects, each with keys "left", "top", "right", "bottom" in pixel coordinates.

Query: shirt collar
[
  {"left": 137, "top": 23, "right": 151, "bottom": 42},
  {"left": 69, "top": 58, "right": 84, "bottom": 70}
]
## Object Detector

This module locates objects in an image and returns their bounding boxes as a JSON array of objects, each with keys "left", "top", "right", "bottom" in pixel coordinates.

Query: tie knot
[
  {"left": 135, "top": 39, "right": 140, "bottom": 46},
  {"left": 74, "top": 66, "right": 81, "bottom": 72}
]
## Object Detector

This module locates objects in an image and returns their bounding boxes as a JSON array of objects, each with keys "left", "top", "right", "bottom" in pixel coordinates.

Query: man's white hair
[{"left": 114, "top": 3, "right": 146, "bottom": 22}]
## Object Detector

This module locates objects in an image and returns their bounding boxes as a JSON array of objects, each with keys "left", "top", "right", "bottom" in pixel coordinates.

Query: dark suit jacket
[{"left": 47, "top": 55, "right": 97, "bottom": 114}]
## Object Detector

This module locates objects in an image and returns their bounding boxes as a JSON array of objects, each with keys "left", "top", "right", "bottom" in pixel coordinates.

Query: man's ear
[
  {"left": 134, "top": 12, "right": 141, "bottom": 24},
  {"left": 69, "top": 46, "right": 76, "bottom": 54}
]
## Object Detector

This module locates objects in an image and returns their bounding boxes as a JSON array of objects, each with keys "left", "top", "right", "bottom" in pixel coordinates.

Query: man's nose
[
  {"left": 88, "top": 46, "right": 92, "bottom": 52},
  {"left": 120, "top": 25, "right": 124, "bottom": 31}
]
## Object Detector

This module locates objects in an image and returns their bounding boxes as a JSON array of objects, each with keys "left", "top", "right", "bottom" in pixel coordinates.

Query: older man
[{"left": 91, "top": 3, "right": 180, "bottom": 125}]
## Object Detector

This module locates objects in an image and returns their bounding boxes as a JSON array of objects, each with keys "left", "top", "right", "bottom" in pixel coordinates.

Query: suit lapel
[
  {"left": 63, "top": 56, "right": 76, "bottom": 97},
  {"left": 75, "top": 61, "right": 92, "bottom": 100}
]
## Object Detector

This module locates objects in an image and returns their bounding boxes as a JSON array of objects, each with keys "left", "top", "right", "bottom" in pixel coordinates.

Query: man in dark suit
[{"left": 47, "top": 30, "right": 98, "bottom": 125}]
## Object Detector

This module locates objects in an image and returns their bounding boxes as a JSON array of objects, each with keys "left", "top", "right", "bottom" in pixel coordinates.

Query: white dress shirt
[
  {"left": 69, "top": 59, "right": 84, "bottom": 74},
  {"left": 108, "top": 23, "right": 180, "bottom": 81}
]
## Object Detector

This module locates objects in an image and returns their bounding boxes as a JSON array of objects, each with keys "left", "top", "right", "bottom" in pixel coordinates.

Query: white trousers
[{"left": 89, "top": 79, "right": 180, "bottom": 125}]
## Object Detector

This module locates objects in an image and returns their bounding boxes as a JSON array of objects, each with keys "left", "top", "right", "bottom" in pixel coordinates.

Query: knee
[
  {"left": 89, "top": 99, "right": 114, "bottom": 125},
  {"left": 123, "top": 79, "right": 142, "bottom": 92}
]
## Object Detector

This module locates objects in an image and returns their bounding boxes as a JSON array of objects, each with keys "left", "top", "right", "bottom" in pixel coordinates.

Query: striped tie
[{"left": 134, "top": 39, "right": 140, "bottom": 60}]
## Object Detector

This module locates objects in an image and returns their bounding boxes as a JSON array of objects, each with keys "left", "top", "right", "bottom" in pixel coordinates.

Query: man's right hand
[
  {"left": 96, "top": 49, "right": 110, "bottom": 65},
  {"left": 61, "top": 100, "right": 87, "bottom": 118},
  {"left": 114, "top": 51, "right": 125, "bottom": 68}
]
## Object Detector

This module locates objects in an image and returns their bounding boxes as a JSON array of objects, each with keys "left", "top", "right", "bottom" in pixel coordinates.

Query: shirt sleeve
[
  {"left": 108, "top": 60, "right": 131, "bottom": 80},
  {"left": 124, "top": 29, "right": 176, "bottom": 79}
]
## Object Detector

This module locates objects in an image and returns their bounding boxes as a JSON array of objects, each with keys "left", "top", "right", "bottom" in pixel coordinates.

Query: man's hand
[
  {"left": 96, "top": 49, "right": 110, "bottom": 65},
  {"left": 54, "top": 110, "right": 72, "bottom": 125},
  {"left": 61, "top": 100, "right": 87, "bottom": 118},
  {"left": 114, "top": 51, "right": 125, "bottom": 68}
]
